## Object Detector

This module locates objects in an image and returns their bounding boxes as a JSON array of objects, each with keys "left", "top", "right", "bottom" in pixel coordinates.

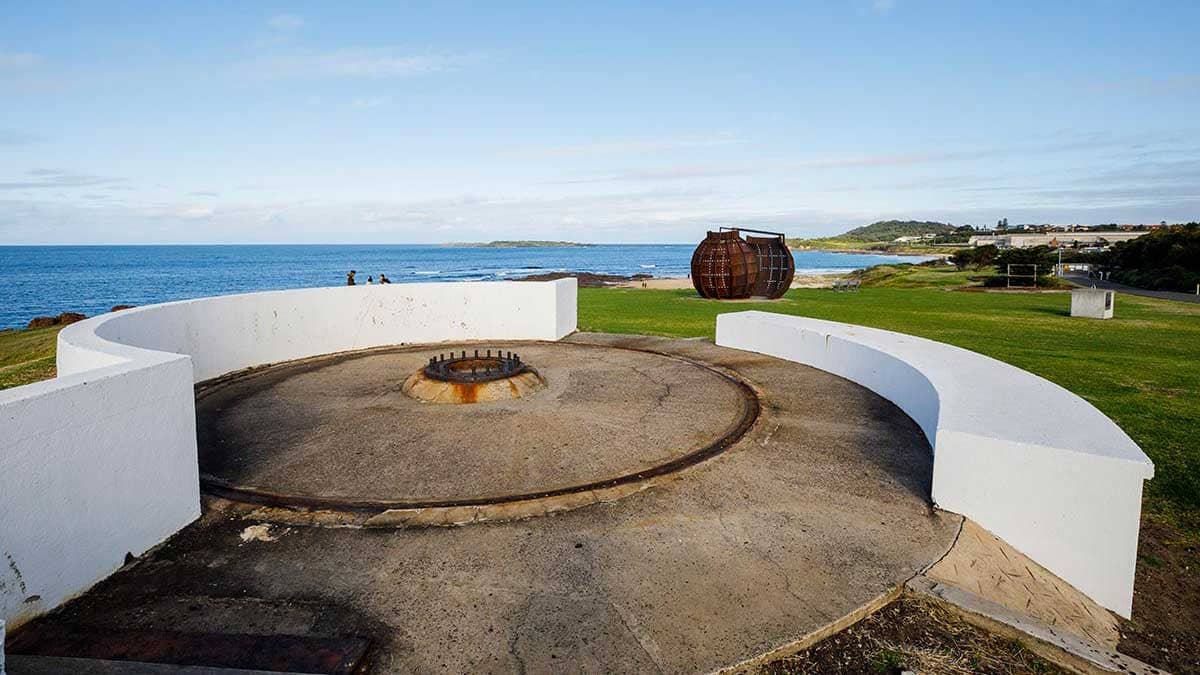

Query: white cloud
[
  {"left": 519, "top": 136, "right": 741, "bottom": 159},
  {"left": 549, "top": 151, "right": 1000, "bottom": 184},
  {"left": 0, "top": 168, "right": 124, "bottom": 190},
  {"left": 4, "top": 176, "right": 1198, "bottom": 244},
  {"left": 545, "top": 134, "right": 1195, "bottom": 186},
  {"left": 0, "top": 52, "right": 38, "bottom": 70},
  {"left": 267, "top": 14, "right": 304, "bottom": 30},
  {"left": 177, "top": 206, "right": 214, "bottom": 219},
  {"left": 246, "top": 47, "right": 475, "bottom": 80}
]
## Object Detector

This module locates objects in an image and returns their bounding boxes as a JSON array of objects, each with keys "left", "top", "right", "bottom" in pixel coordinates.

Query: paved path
[
  {"left": 1064, "top": 273, "right": 1200, "bottom": 304},
  {"left": 10, "top": 334, "right": 959, "bottom": 674}
]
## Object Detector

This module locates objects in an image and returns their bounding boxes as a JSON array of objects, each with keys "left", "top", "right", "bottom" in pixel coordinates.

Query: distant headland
[{"left": 445, "top": 240, "right": 594, "bottom": 248}]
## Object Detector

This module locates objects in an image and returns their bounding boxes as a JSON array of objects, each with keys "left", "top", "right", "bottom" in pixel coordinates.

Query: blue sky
[{"left": 1, "top": 1, "right": 1198, "bottom": 244}]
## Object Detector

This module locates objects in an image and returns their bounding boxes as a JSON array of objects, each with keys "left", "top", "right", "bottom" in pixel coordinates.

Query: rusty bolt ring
[
  {"left": 423, "top": 349, "right": 528, "bottom": 384},
  {"left": 196, "top": 341, "right": 760, "bottom": 517}
]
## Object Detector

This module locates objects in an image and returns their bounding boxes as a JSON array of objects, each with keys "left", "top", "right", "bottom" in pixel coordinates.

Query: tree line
[{"left": 948, "top": 224, "right": 1200, "bottom": 292}]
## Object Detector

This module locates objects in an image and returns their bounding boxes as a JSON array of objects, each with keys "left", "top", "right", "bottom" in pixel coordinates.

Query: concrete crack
[
  {"left": 609, "top": 599, "right": 666, "bottom": 674},
  {"left": 709, "top": 498, "right": 805, "bottom": 609},
  {"left": 506, "top": 601, "right": 530, "bottom": 675}
]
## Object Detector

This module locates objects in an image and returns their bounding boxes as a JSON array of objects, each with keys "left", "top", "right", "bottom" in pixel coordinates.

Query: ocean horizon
[{"left": 0, "top": 244, "right": 931, "bottom": 330}]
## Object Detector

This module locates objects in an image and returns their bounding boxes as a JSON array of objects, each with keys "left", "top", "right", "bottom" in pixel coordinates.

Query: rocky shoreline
[
  {"left": 22, "top": 305, "right": 134, "bottom": 330},
  {"left": 515, "top": 271, "right": 654, "bottom": 287}
]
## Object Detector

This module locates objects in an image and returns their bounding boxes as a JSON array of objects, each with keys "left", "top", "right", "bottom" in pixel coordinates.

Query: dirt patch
[
  {"left": 1118, "top": 517, "right": 1200, "bottom": 674},
  {"left": 759, "top": 596, "right": 1067, "bottom": 674}
]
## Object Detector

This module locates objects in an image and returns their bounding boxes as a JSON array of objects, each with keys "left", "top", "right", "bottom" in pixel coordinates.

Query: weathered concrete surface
[
  {"left": 10, "top": 334, "right": 959, "bottom": 673},
  {"left": 926, "top": 520, "right": 1119, "bottom": 647},
  {"left": 907, "top": 577, "right": 1160, "bottom": 675},
  {"left": 196, "top": 342, "right": 751, "bottom": 503}
]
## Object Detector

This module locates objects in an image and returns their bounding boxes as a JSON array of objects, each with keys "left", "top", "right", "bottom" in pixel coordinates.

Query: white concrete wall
[
  {"left": 716, "top": 310, "right": 1153, "bottom": 618},
  {"left": 63, "top": 280, "right": 577, "bottom": 382},
  {"left": 0, "top": 280, "right": 576, "bottom": 629}
]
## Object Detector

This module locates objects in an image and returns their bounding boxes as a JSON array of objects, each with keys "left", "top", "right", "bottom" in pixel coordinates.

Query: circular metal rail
[
  {"left": 194, "top": 341, "right": 761, "bottom": 522},
  {"left": 423, "top": 349, "right": 528, "bottom": 383}
]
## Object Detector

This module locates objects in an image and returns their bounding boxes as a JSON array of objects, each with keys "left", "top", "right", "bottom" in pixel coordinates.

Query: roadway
[{"left": 1063, "top": 273, "right": 1200, "bottom": 304}]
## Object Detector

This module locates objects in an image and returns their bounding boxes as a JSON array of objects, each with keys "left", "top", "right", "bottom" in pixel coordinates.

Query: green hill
[
  {"left": 836, "top": 220, "right": 957, "bottom": 242},
  {"left": 787, "top": 220, "right": 963, "bottom": 253}
]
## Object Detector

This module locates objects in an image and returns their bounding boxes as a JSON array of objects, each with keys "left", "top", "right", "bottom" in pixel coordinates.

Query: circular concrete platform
[
  {"left": 196, "top": 341, "right": 758, "bottom": 518},
  {"left": 27, "top": 333, "right": 959, "bottom": 673}
]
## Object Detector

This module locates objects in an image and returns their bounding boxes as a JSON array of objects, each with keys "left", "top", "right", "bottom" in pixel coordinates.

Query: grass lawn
[
  {"left": 579, "top": 274, "right": 1200, "bottom": 530},
  {"left": 0, "top": 325, "right": 61, "bottom": 391}
]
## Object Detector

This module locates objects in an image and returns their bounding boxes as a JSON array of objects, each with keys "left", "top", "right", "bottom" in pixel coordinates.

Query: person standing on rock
[{"left": 346, "top": 270, "right": 357, "bottom": 286}]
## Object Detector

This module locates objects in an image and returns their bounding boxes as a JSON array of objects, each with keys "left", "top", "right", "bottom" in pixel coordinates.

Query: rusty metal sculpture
[
  {"left": 690, "top": 230, "right": 759, "bottom": 299},
  {"left": 745, "top": 233, "right": 795, "bottom": 299},
  {"left": 690, "top": 228, "right": 794, "bottom": 299}
]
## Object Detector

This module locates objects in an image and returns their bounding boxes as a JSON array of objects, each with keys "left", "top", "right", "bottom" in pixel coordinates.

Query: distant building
[
  {"left": 892, "top": 233, "right": 941, "bottom": 243},
  {"left": 967, "top": 231, "right": 1149, "bottom": 249}
]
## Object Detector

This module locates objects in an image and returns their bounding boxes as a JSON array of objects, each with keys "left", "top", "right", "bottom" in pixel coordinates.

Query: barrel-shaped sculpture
[
  {"left": 746, "top": 235, "right": 796, "bottom": 299},
  {"left": 691, "top": 230, "right": 760, "bottom": 299}
]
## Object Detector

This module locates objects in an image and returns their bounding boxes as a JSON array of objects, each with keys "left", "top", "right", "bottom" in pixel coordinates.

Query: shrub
[
  {"left": 949, "top": 245, "right": 998, "bottom": 270},
  {"left": 1104, "top": 225, "right": 1200, "bottom": 292}
]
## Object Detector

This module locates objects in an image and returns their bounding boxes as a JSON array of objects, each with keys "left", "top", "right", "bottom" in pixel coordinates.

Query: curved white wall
[
  {"left": 0, "top": 279, "right": 577, "bottom": 629},
  {"left": 716, "top": 310, "right": 1152, "bottom": 618}
]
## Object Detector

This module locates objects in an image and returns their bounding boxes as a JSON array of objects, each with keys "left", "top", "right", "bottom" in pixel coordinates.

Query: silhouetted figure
[
  {"left": 347, "top": 270, "right": 357, "bottom": 286},
  {"left": 366, "top": 275, "right": 374, "bottom": 284},
  {"left": 380, "top": 273, "right": 392, "bottom": 284}
]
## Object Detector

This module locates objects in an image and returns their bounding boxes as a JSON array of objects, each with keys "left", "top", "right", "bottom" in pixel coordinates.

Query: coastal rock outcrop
[{"left": 27, "top": 312, "right": 86, "bottom": 329}]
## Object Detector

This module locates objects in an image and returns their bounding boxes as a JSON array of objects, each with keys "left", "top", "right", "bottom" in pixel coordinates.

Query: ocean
[{"left": 0, "top": 245, "right": 929, "bottom": 330}]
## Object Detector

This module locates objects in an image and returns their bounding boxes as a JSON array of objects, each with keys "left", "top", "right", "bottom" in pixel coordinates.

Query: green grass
[
  {"left": 579, "top": 285, "right": 1200, "bottom": 529},
  {"left": 855, "top": 263, "right": 1074, "bottom": 289},
  {"left": 855, "top": 263, "right": 983, "bottom": 288},
  {"left": 0, "top": 325, "right": 61, "bottom": 390}
]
